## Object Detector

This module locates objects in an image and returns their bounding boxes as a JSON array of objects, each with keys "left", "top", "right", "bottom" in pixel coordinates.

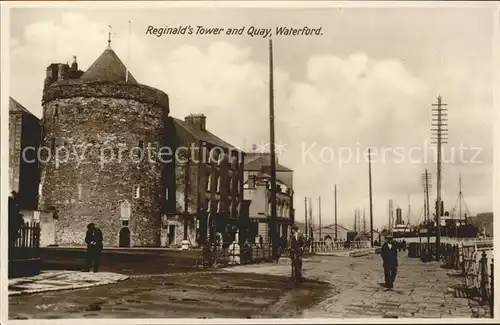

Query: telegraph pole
[
  {"left": 268, "top": 39, "right": 278, "bottom": 260},
  {"left": 334, "top": 185, "right": 338, "bottom": 241},
  {"left": 422, "top": 169, "right": 432, "bottom": 245},
  {"left": 389, "top": 199, "right": 394, "bottom": 234},
  {"left": 304, "top": 197, "right": 308, "bottom": 239},
  {"left": 354, "top": 209, "right": 357, "bottom": 232},
  {"left": 368, "top": 148, "right": 374, "bottom": 247},
  {"left": 363, "top": 208, "right": 367, "bottom": 232},
  {"left": 431, "top": 96, "right": 448, "bottom": 261},
  {"left": 308, "top": 197, "right": 313, "bottom": 240},
  {"left": 183, "top": 155, "right": 190, "bottom": 240},
  {"left": 318, "top": 196, "right": 322, "bottom": 241}
]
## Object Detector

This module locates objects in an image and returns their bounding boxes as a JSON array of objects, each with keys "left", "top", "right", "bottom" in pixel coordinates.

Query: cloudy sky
[{"left": 8, "top": 3, "right": 496, "bottom": 229}]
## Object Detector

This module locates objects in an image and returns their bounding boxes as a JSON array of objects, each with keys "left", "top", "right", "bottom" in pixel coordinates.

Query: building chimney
[
  {"left": 396, "top": 208, "right": 402, "bottom": 225},
  {"left": 184, "top": 114, "right": 207, "bottom": 131},
  {"left": 44, "top": 63, "right": 62, "bottom": 91},
  {"left": 57, "top": 63, "right": 69, "bottom": 80},
  {"left": 71, "top": 56, "right": 78, "bottom": 71}
]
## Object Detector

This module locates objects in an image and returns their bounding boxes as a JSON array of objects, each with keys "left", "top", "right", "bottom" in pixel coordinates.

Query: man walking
[
  {"left": 290, "top": 224, "right": 305, "bottom": 281},
  {"left": 381, "top": 234, "right": 398, "bottom": 289},
  {"left": 85, "top": 223, "right": 103, "bottom": 272}
]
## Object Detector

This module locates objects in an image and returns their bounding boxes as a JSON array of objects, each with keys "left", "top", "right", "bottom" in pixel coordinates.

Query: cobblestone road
[{"left": 226, "top": 254, "right": 491, "bottom": 318}]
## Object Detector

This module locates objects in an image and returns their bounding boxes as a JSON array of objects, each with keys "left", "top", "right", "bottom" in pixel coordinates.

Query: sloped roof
[
  {"left": 9, "top": 97, "right": 39, "bottom": 119},
  {"left": 172, "top": 117, "right": 241, "bottom": 151},
  {"left": 252, "top": 172, "right": 289, "bottom": 187},
  {"left": 244, "top": 153, "right": 293, "bottom": 172},
  {"left": 80, "top": 48, "right": 138, "bottom": 84}
]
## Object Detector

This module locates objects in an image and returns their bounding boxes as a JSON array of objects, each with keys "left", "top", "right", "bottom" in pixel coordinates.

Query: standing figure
[
  {"left": 243, "top": 238, "right": 253, "bottom": 264},
  {"left": 380, "top": 234, "right": 398, "bottom": 289},
  {"left": 85, "top": 223, "right": 103, "bottom": 272},
  {"left": 289, "top": 224, "right": 305, "bottom": 281}
]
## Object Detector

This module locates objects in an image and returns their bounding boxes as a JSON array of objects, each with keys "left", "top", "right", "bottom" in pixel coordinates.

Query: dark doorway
[
  {"left": 119, "top": 227, "right": 131, "bottom": 247},
  {"left": 168, "top": 225, "right": 176, "bottom": 245}
]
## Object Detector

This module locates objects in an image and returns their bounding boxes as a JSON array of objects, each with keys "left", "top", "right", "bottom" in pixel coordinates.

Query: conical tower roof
[{"left": 80, "top": 47, "right": 138, "bottom": 84}]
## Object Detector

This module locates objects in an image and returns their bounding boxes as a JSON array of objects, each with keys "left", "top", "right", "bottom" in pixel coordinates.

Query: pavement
[
  {"left": 9, "top": 271, "right": 129, "bottom": 296},
  {"left": 9, "top": 270, "right": 331, "bottom": 319},
  {"left": 224, "top": 254, "right": 492, "bottom": 318},
  {"left": 9, "top": 253, "right": 492, "bottom": 319}
]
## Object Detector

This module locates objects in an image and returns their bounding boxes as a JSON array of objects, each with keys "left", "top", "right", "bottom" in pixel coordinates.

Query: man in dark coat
[
  {"left": 85, "top": 223, "right": 103, "bottom": 272},
  {"left": 290, "top": 224, "right": 306, "bottom": 280},
  {"left": 381, "top": 234, "right": 398, "bottom": 289}
]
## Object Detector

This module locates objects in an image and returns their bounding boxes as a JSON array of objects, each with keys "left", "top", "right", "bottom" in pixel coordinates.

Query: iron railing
[
  {"left": 350, "top": 241, "right": 372, "bottom": 250},
  {"left": 195, "top": 242, "right": 276, "bottom": 267},
  {"left": 9, "top": 222, "right": 41, "bottom": 260},
  {"left": 310, "top": 241, "right": 345, "bottom": 253}
]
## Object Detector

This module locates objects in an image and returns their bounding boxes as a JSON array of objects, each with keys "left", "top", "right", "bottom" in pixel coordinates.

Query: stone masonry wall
[{"left": 39, "top": 90, "right": 168, "bottom": 247}]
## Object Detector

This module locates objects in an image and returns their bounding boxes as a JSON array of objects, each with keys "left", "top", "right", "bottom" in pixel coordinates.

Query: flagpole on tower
[
  {"left": 126, "top": 21, "right": 131, "bottom": 83},
  {"left": 108, "top": 25, "right": 112, "bottom": 49}
]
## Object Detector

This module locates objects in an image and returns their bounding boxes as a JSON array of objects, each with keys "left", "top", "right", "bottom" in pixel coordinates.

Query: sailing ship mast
[
  {"left": 452, "top": 174, "right": 469, "bottom": 224},
  {"left": 407, "top": 194, "right": 411, "bottom": 226},
  {"left": 459, "top": 174, "right": 463, "bottom": 222}
]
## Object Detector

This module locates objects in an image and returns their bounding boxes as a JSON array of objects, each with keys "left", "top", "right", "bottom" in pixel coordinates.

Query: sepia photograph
[{"left": 2, "top": 1, "right": 498, "bottom": 322}]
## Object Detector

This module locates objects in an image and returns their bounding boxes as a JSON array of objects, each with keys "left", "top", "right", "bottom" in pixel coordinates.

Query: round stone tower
[{"left": 39, "top": 45, "right": 170, "bottom": 247}]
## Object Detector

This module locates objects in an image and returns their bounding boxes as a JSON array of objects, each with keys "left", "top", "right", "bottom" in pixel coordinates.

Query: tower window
[
  {"left": 134, "top": 186, "right": 140, "bottom": 199},
  {"left": 165, "top": 188, "right": 169, "bottom": 200}
]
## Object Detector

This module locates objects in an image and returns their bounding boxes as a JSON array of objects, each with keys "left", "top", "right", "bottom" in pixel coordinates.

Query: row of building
[{"left": 9, "top": 41, "right": 294, "bottom": 248}]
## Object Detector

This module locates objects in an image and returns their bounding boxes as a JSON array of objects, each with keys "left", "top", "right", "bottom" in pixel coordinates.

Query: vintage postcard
[{"left": 2, "top": 1, "right": 498, "bottom": 323}]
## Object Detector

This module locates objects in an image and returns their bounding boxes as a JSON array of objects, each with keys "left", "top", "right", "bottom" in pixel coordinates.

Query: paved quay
[
  {"left": 225, "top": 253, "right": 491, "bottom": 318},
  {"left": 9, "top": 270, "right": 330, "bottom": 319},
  {"left": 9, "top": 271, "right": 129, "bottom": 296}
]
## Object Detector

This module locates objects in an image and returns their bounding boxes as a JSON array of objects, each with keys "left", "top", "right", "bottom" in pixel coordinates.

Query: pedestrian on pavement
[
  {"left": 289, "top": 224, "right": 305, "bottom": 281},
  {"left": 85, "top": 223, "right": 103, "bottom": 272},
  {"left": 244, "top": 238, "right": 253, "bottom": 264},
  {"left": 259, "top": 235, "right": 264, "bottom": 249},
  {"left": 380, "top": 234, "right": 398, "bottom": 289}
]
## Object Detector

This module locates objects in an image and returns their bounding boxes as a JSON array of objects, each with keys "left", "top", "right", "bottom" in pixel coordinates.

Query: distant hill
[{"left": 469, "top": 212, "right": 493, "bottom": 236}]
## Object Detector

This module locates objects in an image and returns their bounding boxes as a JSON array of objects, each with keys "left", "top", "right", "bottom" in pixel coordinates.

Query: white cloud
[{"left": 10, "top": 12, "right": 493, "bottom": 230}]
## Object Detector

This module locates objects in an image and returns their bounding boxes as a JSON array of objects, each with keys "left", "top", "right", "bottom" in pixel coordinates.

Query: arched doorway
[{"left": 119, "top": 227, "right": 131, "bottom": 247}]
